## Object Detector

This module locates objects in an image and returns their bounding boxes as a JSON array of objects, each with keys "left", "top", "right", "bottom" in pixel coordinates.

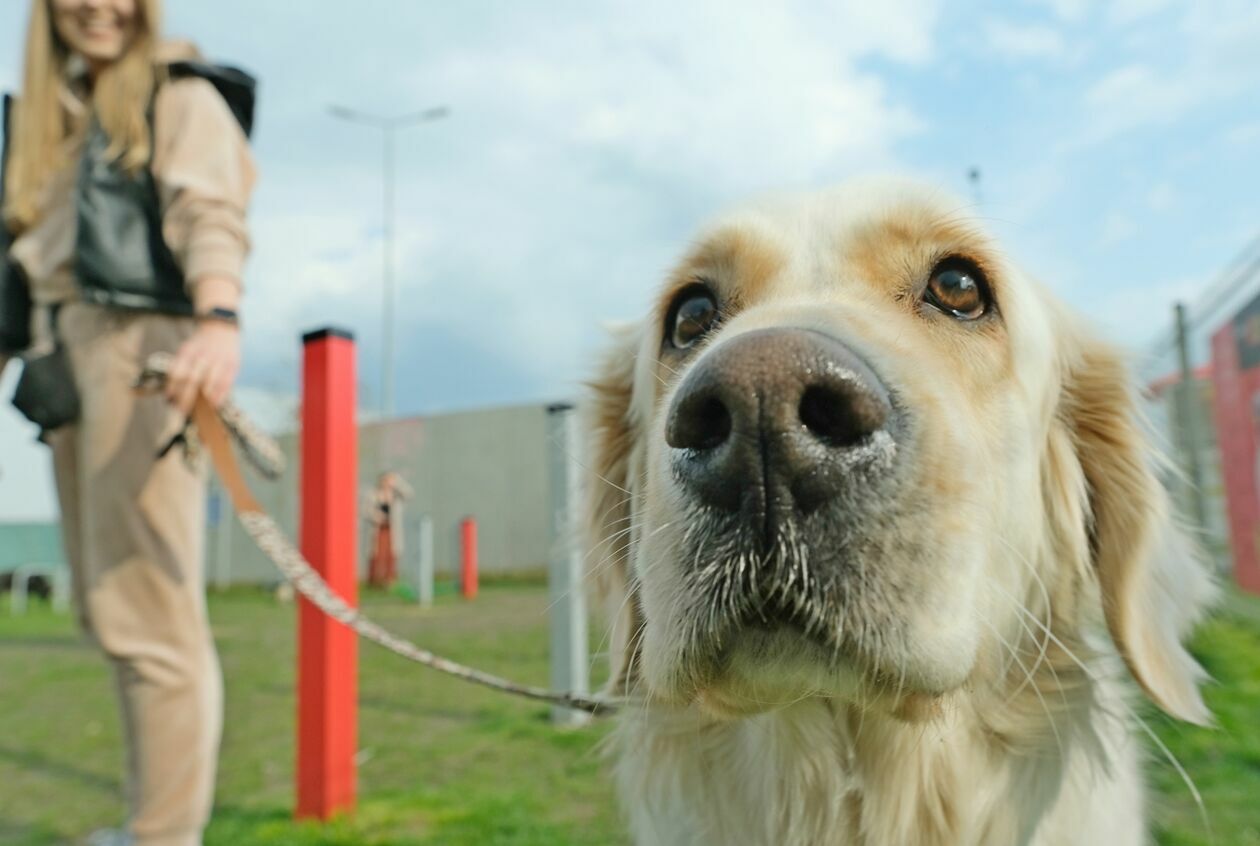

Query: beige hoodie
[{"left": 9, "top": 42, "right": 256, "bottom": 306}]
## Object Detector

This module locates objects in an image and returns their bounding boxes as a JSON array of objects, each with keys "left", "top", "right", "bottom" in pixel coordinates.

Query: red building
[{"left": 1209, "top": 290, "right": 1260, "bottom": 595}]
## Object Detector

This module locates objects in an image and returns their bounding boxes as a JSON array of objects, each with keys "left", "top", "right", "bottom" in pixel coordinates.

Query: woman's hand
[
  {"left": 166, "top": 319, "right": 240, "bottom": 413},
  {"left": 167, "top": 276, "right": 242, "bottom": 413}
]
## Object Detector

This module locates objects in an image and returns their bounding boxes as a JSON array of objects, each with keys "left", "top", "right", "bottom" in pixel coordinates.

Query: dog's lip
[
  {"left": 683, "top": 603, "right": 844, "bottom": 673},
  {"left": 679, "top": 619, "right": 955, "bottom": 715},
  {"left": 739, "top": 596, "right": 835, "bottom": 641}
]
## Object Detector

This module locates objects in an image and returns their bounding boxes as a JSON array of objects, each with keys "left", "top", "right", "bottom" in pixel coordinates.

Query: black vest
[{"left": 0, "top": 61, "right": 255, "bottom": 353}]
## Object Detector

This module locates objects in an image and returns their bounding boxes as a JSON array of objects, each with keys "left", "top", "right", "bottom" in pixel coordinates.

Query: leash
[{"left": 135, "top": 355, "right": 616, "bottom": 716}]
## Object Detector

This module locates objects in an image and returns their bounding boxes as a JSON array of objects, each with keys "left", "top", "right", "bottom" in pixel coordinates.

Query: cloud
[
  {"left": 1096, "top": 273, "right": 1208, "bottom": 364},
  {"left": 220, "top": 0, "right": 941, "bottom": 413},
  {"left": 1074, "top": 3, "right": 1260, "bottom": 146},
  {"left": 1098, "top": 211, "right": 1137, "bottom": 246},
  {"left": 983, "top": 20, "right": 1067, "bottom": 60},
  {"left": 1146, "top": 182, "right": 1175, "bottom": 212},
  {"left": 1224, "top": 121, "right": 1260, "bottom": 147},
  {"left": 1037, "top": 0, "right": 1091, "bottom": 24},
  {"left": 1081, "top": 64, "right": 1198, "bottom": 141},
  {"left": 419, "top": 3, "right": 930, "bottom": 190},
  {"left": 1107, "top": 0, "right": 1175, "bottom": 25}
]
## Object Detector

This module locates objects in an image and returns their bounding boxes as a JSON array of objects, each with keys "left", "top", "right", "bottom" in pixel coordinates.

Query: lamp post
[{"left": 328, "top": 104, "right": 449, "bottom": 416}]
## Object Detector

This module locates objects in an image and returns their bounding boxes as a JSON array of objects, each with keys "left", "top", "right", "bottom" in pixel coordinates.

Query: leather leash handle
[{"left": 192, "top": 396, "right": 262, "bottom": 514}]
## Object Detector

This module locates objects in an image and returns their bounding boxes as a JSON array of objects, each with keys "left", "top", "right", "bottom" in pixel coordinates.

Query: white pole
[
  {"left": 417, "top": 514, "right": 434, "bottom": 608},
  {"left": 547, "top": 404, "right": 590, "bottom": 726},
  {"left": 326, "top": 104, "right": 449, "bottom": 415},
  {"left": 381, "top": 127, "right": 395, "bottom": 416}
]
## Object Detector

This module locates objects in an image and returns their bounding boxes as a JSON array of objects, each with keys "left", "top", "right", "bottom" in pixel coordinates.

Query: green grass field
[{"left": 1, "top": 582, "right": 1257, "bottom": 845}]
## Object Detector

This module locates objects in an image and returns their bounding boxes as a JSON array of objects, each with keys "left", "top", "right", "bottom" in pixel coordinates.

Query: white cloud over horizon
[{"left": 1, "top": 0, "right": 1258, "bottom": 521}]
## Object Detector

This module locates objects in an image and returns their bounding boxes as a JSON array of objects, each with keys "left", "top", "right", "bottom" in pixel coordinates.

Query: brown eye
[
  {"left": 924, "top": 259, "right": 991, "bottom": 320},
  {"left": 666, "top": 285, "right": 719, "bottom": 349}
]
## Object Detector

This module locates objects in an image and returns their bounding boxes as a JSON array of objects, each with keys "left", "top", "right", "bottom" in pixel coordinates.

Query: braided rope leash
[{"left": 135, "top": 355, "right": 617, "bottom": 716}]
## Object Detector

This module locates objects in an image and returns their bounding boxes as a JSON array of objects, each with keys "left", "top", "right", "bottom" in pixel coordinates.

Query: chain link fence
[{"left": 1141, "top": 232, "right": 1260, "bottom": 585}]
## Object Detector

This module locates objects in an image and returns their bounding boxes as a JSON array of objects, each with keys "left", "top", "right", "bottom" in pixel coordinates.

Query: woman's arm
[
  {"left": 151, "top": 77, "right": 256, "bottom": 413},
  {"left": 394, "top": 476, "right": 415, "bottom": 500}
]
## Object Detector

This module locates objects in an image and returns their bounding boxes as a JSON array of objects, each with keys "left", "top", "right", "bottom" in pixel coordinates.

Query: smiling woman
[
  {"left": 0, "top": 2, "right": 256, "bottom": 844},
  {"left": 51, "top": 0, "right": 138, "bottom": 68}
]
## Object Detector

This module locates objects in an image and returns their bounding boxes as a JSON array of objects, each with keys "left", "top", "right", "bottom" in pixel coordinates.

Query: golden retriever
[{"left": 581, "top": 176, "right": 1214, "bottom": 846}]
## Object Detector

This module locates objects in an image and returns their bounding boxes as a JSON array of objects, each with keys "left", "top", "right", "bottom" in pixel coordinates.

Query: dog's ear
[
  {"left": 1061, "top": 336, "right": 1216, "bottom": 725},
  {"left": 581, "top": 322, "right": 646, "bottom": 697}
]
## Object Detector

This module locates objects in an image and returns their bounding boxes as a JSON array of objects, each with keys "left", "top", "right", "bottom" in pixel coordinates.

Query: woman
[
  {"left": 0, "top": 1, "right": 255, "bottom": 844},
  {"left": 366, "top": 470, "right": 414, "bottom": 588}
]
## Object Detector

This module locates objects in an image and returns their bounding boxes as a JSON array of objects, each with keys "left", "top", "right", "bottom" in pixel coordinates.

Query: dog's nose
[{"left": 665, "top": 328, "right": 893, "bottom": 516}]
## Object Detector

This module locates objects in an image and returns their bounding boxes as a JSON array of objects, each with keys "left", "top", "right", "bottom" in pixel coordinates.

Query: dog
[{"left": 581, "top": 177, "right": 1214, "bottom": 846}]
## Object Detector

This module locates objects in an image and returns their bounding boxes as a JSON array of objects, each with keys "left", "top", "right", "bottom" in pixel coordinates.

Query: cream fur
[{"left": 582, "top": 177, "right": 1214, "bottom": 846}]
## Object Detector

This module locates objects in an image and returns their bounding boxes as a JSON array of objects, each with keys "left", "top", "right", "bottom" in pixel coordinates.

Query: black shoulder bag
[{"left": 2, "top": 95, "right": 80, "bottom": 434}]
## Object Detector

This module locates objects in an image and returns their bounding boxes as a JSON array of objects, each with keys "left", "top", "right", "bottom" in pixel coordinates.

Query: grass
[{"left": 1, "top": 582, "right": 1258, "bottom": 845}]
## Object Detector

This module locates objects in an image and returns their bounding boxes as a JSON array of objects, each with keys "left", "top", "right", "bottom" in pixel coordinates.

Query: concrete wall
[{"left": 206, "top": 401, "right": 566, "bottom": 586}]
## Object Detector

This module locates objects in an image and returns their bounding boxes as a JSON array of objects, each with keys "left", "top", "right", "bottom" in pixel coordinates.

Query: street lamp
[{"left": 328, "top": 103, "right": 450, "bottom": 416}]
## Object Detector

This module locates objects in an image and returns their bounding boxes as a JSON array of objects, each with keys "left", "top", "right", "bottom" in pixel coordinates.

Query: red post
[
  {"left": 297, "top": 328, "right": 358, "bottom": 820},
  {"left": 460, "top": 516, "right": 478, "bottom": 599}
]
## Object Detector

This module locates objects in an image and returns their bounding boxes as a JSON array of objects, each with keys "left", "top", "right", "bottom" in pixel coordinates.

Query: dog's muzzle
[{"left": 666, "top": 328, "right": 899, "bottom": 545}]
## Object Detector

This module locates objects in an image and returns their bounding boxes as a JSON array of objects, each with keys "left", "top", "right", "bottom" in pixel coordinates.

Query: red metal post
[
  {"left": 460, "top": 516, "right": 478, "bottom": 599},
  {"left": 297, "top": 328, "right": 358, "bottom": 820}
]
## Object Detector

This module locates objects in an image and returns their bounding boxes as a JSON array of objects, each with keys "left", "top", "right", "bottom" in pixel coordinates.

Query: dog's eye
[
  {"left": 924, "top": 259, "right": 991, "bottom": 321},
  {"left": 667, "top": 285, "right": 719, "bottom": 350}
]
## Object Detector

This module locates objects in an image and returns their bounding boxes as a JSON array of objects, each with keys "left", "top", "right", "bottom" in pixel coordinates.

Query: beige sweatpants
[{"left": 45, "top": 301, "right": 221, "bottom": 846}]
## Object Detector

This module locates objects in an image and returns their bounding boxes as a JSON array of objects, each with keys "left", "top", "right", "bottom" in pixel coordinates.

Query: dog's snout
[{"left": 665, "top": 328, "right": 894, "bottom": 517}]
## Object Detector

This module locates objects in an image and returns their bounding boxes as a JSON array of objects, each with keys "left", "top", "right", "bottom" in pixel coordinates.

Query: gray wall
[{"left": 206, "top": 401, "right": 566, "bottom": 586}]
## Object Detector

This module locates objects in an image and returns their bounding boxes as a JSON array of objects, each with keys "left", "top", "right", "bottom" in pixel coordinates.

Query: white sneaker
[{"left": 85, "top": 829, "right": 133, "bottom": 846}]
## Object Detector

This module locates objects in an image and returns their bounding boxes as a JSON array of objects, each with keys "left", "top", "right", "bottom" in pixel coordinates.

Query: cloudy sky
[{"left": 2, "top": 0, "right": 1259, "bottom": 519}]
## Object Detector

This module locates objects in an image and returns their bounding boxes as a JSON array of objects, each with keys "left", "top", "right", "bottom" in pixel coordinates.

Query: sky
[{"left": 1, "top": 0, "right": 1259, "bottom": 520}]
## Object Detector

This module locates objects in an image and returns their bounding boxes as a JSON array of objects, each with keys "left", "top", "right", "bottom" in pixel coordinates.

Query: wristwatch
[{"left": 196, "top": 306, "right": 240, "bottom": 327}]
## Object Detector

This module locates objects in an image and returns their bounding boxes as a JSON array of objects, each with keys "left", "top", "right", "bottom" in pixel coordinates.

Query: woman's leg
[
  {"left": 383, "top": 524, "right": 397, "bottom": 586},
  {"left": 47, "top": 424, "right": 88, "bottom": 631},
  {"left": 368, "top": 522, "right": 389, "bottom": 587},
  {"left": 60, "top": 303, "right": 222, "bottom": 846}
]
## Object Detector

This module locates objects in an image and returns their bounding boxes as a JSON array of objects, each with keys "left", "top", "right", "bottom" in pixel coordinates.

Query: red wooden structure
[
  {"left": 1210, "top": 299, "right": 1260, "bottom": 595},
  {"left": 460, "top": 516, "right": 479, "bottom": 599},
  {"left": 297, "top": 328, "right": 359, "bottom": 818}
]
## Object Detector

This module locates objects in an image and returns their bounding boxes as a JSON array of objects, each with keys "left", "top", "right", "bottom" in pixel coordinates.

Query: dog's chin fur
[
  {"left": 684, "top": 627, "right": 865, "bottom": 720},
  {"left": 582, "top": 177, "right": 1215, "bottom": 846},
  {"left": 658, "top": 612, "right": 976, "bottom": 723}
]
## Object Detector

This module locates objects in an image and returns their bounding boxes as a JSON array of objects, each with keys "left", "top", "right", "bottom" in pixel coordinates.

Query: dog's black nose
[{"left": 666, "top": 328, "right": 894, "bottom": 518}]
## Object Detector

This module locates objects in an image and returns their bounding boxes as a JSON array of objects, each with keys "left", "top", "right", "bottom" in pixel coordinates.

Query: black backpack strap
[
  {"left": 1, "top": 94, "right": 14, "bottom": 235},
  {"left": 1, "top": 92, "right": 34, "bottom": 354},
  {"left": 165, "top": 60, "right": 257, "bottom": 138}
]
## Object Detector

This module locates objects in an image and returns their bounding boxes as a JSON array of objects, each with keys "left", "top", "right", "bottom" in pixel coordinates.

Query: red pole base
[{"left": 460, "top": 516, "right": 478, "bottom": 600}]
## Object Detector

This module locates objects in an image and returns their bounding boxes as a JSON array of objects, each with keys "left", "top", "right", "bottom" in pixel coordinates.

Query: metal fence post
[
  {"left": 547, "top": 403, "right": 591, "bottom": 726},
  {"left": 417, "top": 514, "right": 434, "bottom": 608},
  {"left": 1174, "top": 302, "right": 1209, "bottom": 542}
]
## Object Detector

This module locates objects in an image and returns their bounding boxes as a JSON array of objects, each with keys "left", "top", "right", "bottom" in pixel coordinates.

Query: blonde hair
[{"left": 3, "top": 0, "right": 163, "bottom": 233}]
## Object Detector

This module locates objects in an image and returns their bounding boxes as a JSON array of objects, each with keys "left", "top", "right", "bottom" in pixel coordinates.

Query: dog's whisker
[
  {"left": 989, "top": 582, "right": 1211, "bottom": 837},
  {"left": 977, "top": 616, "right": 1067, "bottom": 760}
]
